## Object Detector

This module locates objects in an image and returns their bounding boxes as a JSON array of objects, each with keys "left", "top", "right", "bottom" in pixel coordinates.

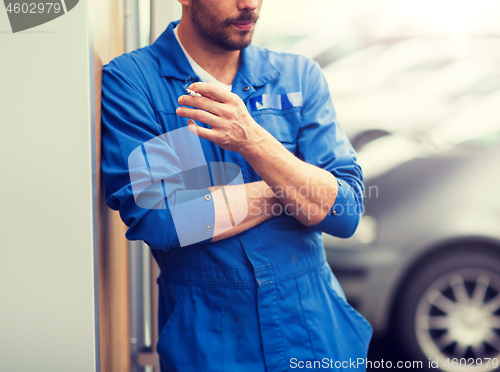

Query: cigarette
[{"left": 186, "top": 88, "right": 202, "bottom": 97}]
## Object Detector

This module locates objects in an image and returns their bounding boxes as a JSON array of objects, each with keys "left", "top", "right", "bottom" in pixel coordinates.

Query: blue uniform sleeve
[
  {"left": 101, "top": 57, "right": 215, "bottom": 250},
  {"left": 296, "top": 61, "right": 364, "bottom": 238}
]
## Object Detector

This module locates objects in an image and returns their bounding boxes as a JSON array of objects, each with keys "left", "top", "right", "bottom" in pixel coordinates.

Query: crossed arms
[
  {"left": 101, "top": 58, "right": 363, "bottom": 250},
  {"left": 176, "top": 82, "right": 339, "bottom": 242}
]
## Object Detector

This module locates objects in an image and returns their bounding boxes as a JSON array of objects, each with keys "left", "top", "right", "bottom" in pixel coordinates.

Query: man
[{"left": 101, "top": 0, "right": 372, "bottom": 371}]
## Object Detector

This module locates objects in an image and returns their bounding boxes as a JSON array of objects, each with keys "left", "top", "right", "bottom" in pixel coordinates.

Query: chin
[{"left": 232, "top": 34, "right": 252, "bottom": 47}]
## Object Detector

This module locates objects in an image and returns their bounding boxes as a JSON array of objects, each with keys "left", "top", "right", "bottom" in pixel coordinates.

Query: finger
[
  {"left": 187, "top": 89, "right": 219, "bottom": 102},
  {"left": 187, "top": 120, "right": 218, "bottom": 142},
  {"left": 176, "top": 106, "right": 221, "bottom": 128},
  {"left": 188, "top": 82, "right": 233, "bottom": 103},
  {"left": 178, "top": 95, "right": 224, "bottom": 117}
]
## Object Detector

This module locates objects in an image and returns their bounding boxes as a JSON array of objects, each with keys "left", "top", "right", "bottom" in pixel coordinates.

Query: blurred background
[
  {"left": 93, "top": 0, "right": 500, "bottom": 372},
  {"left": 252, "top": 1, "right": 500, "bottom": 371}
]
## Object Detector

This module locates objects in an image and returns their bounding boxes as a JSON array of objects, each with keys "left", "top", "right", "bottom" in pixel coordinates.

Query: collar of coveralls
[{"left": 151, "top": 20, "right": 281, "bottom": 98}]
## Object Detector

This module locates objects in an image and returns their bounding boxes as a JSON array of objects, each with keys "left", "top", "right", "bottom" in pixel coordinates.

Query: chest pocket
[{"left": 248, "top": 92, "right": 303, "bottom": 153}]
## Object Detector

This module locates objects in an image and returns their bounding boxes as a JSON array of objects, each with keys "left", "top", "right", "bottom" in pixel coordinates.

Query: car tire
[{"left": 393, "top": 248, "right": 500, "bottom": 372}]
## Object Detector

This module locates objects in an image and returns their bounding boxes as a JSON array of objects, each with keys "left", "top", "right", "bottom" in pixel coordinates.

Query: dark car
[{"left": 324, "top": 125, "right": 500, "bottom": 371}]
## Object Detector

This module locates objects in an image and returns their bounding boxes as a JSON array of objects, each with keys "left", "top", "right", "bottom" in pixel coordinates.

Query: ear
[{"left": 177, "top": 0, "right": 191, "bottom": 6}]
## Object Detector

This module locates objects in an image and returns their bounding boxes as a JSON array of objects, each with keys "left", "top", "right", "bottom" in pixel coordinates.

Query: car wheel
[{"left": 394, "top": 249, "right": 500, "bottom": 372}]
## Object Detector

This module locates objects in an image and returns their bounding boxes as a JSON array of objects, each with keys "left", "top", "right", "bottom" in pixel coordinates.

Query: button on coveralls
[{"left": 101, "top": 20, "right": 372, "bottom": 372}]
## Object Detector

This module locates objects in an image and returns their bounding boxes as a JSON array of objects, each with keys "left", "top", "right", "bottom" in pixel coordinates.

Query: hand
[{"left": 176, "top": 82, "right": 267, "bottom": 153}]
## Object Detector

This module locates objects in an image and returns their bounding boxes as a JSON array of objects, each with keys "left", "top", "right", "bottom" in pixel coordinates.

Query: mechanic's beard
[{"left": 191, "top": 0, "right": 258, "bottom": 51}]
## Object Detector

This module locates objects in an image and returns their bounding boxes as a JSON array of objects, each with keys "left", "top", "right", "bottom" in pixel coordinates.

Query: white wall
[
  {"left": 150, "top": 0, "right": 181, "bottom": 42},
  {"left": 0, "top": 1, "right": 99, "bottom": 371}
]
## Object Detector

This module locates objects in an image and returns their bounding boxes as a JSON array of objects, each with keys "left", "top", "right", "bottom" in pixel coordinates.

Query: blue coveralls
[{"left": 101, "top": 20, "right": 372, "bottom": 372}]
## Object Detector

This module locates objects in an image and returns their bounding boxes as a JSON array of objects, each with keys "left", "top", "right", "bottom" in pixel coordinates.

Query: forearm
[
  {"left": 210, "top": 180, "right": 280, "bottom": 242},
  {"left": 241, "top": 131, "right": 338, "bottom": 226},
  {"left": 176, "top": 82, "right": 338, "bottom": 227}
]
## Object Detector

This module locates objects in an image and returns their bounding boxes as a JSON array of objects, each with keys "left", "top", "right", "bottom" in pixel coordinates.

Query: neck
[{"left": 177, "top": 19, "right": 240, "bottom": 86}]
